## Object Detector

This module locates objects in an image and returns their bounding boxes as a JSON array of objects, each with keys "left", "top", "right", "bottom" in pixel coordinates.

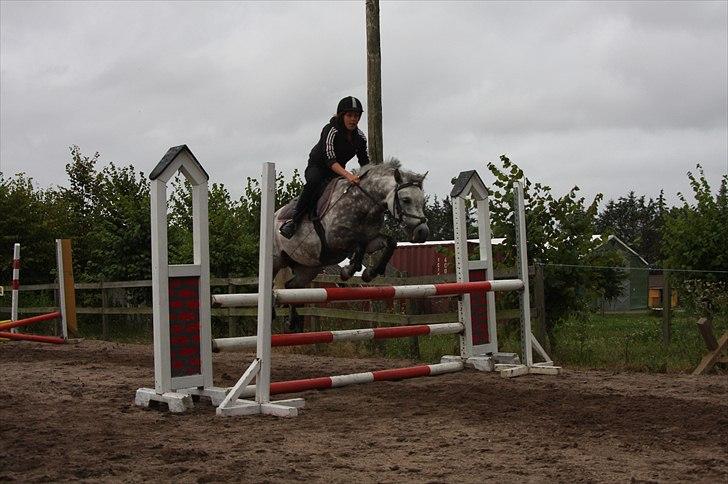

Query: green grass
[
  {"left": 548, "top": 311, "right": 727, "bottom": 373},
  {"left": 315, "top": 310, "right": 727, "bottom": 374},
  {"left": 69, "top": 309, "right": 727, "bottom": 374}
]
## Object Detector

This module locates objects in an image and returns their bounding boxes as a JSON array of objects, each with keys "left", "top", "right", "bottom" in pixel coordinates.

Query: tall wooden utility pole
[{"left": 366, "top": 0, "right": 383, "bottom": 164}]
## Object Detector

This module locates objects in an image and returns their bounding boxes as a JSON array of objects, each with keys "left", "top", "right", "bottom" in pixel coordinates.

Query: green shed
[{"left": 595, "top": 235, "right": 650, "bottom": 311}]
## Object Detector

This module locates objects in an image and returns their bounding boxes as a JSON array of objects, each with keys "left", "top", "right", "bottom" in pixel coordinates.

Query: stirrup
[{"left": 279, "top": 219, "right": 297, "bottom": 239}]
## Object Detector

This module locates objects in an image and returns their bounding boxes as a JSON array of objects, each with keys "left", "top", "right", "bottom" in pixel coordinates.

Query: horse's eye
[{"left": 402, "top": 197, "right": 412, "bottom": 204}]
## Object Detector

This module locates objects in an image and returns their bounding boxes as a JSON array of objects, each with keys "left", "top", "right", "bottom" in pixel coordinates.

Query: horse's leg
[
  {"left": 340, "top": 242, "right": 366, "bottom": 281},
  {"left": 283, "top": 264, "right": 322, "bottom": 333},
  {"left": 361, "top": 234, "right": 397, "bottom": 283},
  {"left": 286, "top": 305, "right": 303, "bottom": 333},
  {"left": 270, "top": 254, "right": 289, "bottom": 325}
]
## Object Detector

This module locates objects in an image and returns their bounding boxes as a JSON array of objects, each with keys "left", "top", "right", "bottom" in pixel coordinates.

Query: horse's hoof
[
  {"left": 361, "top": 269, "right": 375, "bottom": 283},
  {"left": 284, "top": 320, "right": 304, "bottom": 333},
  {"left": 339, "top": 267, "right": 352, "bottom": 281}
]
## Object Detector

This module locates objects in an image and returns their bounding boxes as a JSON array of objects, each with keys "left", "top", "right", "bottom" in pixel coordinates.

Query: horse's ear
[
  {"left": 422, "top": 171, "right": 429, "bottom": 180},
  {"left": 394, "top": 169, "right": 403, "bottom": 184}
]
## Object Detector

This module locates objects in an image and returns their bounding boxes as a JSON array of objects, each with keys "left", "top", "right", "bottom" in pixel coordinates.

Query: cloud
[{"left": 1, "top": 1, "right": 725, "bottom": 209}]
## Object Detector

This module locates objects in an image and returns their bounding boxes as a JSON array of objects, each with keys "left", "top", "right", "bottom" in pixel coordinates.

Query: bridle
[
  {"left": 352, "top": 173, "right": 428, "bottom": 225},
  {"left": 391, "top": 181, "right": 428, "bottom": 225}
]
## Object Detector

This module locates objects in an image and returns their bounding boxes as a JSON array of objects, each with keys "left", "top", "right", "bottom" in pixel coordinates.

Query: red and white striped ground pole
[
  {"left": 10, "top": 243, "right": 20, "bottom": 334},
  {"left": 233, "top": 361, "right": 465, "bottom": 399}
]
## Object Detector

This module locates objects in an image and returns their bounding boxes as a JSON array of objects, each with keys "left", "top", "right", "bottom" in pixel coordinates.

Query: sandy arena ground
[{"left": 0, "top": 339, "right": 726, "bottom": 482}]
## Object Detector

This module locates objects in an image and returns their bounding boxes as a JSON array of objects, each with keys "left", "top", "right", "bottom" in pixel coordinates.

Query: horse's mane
[{"left": 358, "top": 162, "right": 426, "bottom": 184}]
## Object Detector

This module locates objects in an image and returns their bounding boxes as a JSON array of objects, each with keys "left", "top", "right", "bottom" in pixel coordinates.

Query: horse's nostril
[{"left": 411, "top": 224, "right": 430, "bottom": 243}]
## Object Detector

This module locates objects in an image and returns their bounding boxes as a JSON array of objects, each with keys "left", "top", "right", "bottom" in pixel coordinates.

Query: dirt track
[{"left": 0, "top": 339, "right": 726, "bottom": 482}]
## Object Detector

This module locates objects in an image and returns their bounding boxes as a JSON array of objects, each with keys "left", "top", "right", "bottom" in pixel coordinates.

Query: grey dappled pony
[{"left": 273, "top": 163, "right": 430, "bottom": 331}]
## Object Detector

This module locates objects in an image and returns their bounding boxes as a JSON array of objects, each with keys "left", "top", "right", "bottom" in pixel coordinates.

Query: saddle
[
  {"left": 278, "top": 177, "right": 344, "bottom": 222},
  {"left": 278, "top": 177, "right": 347, "bottom": 264}
]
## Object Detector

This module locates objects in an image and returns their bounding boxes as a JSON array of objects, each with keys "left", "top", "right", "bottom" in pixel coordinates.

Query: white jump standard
[
  {"left": 136, "top": 146, "right": 560, "bottom": 417},
  {"left": 10, "top": 243, "right": 20, "bottom": 333},
  {"left": 135, "top": 148, "right": 301, "bottom": 416}
]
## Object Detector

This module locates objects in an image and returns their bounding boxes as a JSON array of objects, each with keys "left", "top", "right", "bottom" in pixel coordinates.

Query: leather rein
[{"left": 351, "top": 172, "right": 428, "bottom": 225}]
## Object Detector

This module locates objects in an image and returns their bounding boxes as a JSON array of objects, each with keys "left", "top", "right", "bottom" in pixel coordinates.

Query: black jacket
[{"left": 308, "top": 116, "right": 370, "bottom": 171}]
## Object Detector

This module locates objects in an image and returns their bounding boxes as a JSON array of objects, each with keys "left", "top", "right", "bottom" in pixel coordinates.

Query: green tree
[
  {"left": 166, "top": 174, "right": 195, "bottom": 265},
  {"left": 238, "top": 168, "right": 303, "bottom": 235},
  {"left": 596, "top": 191, "right": 665, "bottom": 263},
  {"left": 662, "top": 165, "right": 728, "bottom": 315},
  {"left": 0, "top": 173, "right": 58, "bottom": 284},
  {"left": 486, "top": 155, "right": 626, "bottom": 337},
  {"left": 55, "top": 146, "right": 106, "bottom": 279},
  {"left": 167, "top": 167, "right": 303, "bottom": 278},
  {"left": 84, "top": 163, "right": 151, "bottom": 281},
  {"left": 423, "top": 195, "right": 454, "bottom": 241},
  {"left": 209, "top": 183, "right": 257, "bottom": 277}
]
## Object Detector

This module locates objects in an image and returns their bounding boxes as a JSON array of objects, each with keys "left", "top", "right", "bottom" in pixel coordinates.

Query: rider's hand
[{"left": 346, "top": 173, "right": 360, "bottom": 185}]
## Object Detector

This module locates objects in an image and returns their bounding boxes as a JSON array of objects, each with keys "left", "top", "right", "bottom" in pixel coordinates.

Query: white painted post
[
  {"left": 514, "top": 182, "right": 533, "bottom": 367},
  {"left": 216, "top": 161, "right": 304, "bottom": 417},
  {"left": 150, "top": 178, "right": 172, "bottom": 394},
  {"left": 192, "top": 181, "right": 213, "bottom": 390},
  {"left": 477, "top": 197, "right": 498, "bottom": 352},
  {"left": 452, "top": 196, "right": 472, "bottom": 358},
  {"left": 256, "top": 162, "right": 276, "bottom": 404},
  {"left": 10, "top": 243, "right": 19, "bottom": 333}
]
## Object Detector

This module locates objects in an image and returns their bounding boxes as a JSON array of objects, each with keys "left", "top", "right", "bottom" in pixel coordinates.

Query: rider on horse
[{"left": 279, "top": 96, "right": 370, "bottom": 239}]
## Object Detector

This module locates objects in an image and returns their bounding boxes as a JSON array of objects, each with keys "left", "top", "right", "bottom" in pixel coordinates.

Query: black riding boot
[
  {"left": 280, "top": 175, "right": 324, "bottom": 239},
  {"left": 279, "top": 209, "right": 303, "bottom": 239}
]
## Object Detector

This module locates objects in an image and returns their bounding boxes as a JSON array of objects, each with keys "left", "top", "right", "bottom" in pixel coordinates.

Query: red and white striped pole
[
  {"left": 10, "top": 243, "right": 20, "bottom": 333},
  {"left": 212, "top": 279, "right": 524, "bottom": 308},
  {"left": 230, "top": 361, "right": 464, "bottom": 399},
  {"left": 213, "top": 322, "right": 464, "bottom": 352}
]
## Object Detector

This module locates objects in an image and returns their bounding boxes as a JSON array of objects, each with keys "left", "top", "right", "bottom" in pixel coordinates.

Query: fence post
[
  {"left": 372, "top": 300, "right": 387, "bottom": 355},
  {"left": 56, "top": 239, "right": 77, "bottom": 337},
  {"left": 101, "top": 280, "right": 108, "bottom": 340},
  {"left": 227, "top": 281, "right": 236, "bottom": 337},
  {"left": 406, "top": 298, "right": 422, "bottom": 359},
  {"left": 662, "top": 273, "right": 672, "bottom": 344},
  {"left": 534, "top": 262, "right": 548, "bottom": 351}
]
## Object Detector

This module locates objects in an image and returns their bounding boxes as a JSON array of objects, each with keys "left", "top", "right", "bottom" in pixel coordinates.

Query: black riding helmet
[{"left": 337, "top": 96, "right": 364, "bottom": 114}]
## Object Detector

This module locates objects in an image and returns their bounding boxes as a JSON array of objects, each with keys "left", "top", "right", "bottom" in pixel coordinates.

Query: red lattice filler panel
[
  {"left": 168, "top": 276, "right": 201, "bottom": 377},
  {"left": 469, "top": 268, "right": 490, "bottom": 345}
]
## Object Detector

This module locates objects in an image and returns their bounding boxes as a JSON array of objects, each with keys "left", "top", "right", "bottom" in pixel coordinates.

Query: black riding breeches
[{"left": 291, "top": 164, "right": 333, "bottom": 219}]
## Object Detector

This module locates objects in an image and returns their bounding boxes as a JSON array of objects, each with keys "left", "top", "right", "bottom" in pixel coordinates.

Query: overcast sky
[{"left": 1, "top": 1, "right": 726, "bottom": 208}]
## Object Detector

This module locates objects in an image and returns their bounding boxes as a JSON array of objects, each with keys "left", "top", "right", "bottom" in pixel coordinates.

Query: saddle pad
[
  {"left": 315, "top": 177, "right": 344, "bottom": 219},
  {"left": 277, "top": 177, "right": 344, "bottom": 221},
  {"left": 278, "top": 199, "right": 298, "bottom": 220}
]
